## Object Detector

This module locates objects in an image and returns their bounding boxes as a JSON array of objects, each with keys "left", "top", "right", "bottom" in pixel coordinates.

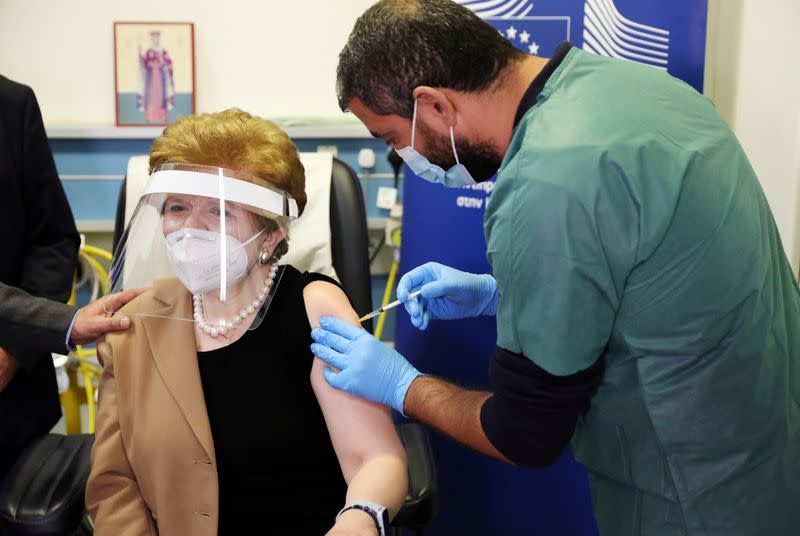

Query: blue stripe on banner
[{"left": 460, "top": 0, "right": 706, "bottom": 91}]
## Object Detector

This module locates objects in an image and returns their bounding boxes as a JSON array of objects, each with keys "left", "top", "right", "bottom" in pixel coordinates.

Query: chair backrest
[
  {"left": 329, "top": 157, "right": 373, "bottom": 333},
  {"left": 113, "top": 155, "right": 373, "bottom": 333}
]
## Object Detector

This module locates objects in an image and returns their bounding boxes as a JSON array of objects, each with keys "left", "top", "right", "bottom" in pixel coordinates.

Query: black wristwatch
[{"left": 336, "top": 501, "right": 389, "bottom": 536}]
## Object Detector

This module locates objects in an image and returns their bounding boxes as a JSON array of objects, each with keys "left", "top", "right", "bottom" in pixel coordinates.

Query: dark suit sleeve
[
  {"left": 0, "top": 281, "right": 75, "bottom": 356},
  {"left": 9, "top": 86, "right": 80, "bottom": 369},
  {"left": 17, "top": 86, "right": 80, "bottom": 303}
]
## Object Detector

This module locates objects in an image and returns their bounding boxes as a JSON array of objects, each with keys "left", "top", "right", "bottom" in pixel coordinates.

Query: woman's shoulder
[
  {"left": 300, "top": 271, "right": 342, "bottom": 290},
  {"left": 297, "top": 273, "right": 355, "bottom": 327},
  {"left": 112, "top": 277, "right": 186, "bottom": 311},
  {"left": 278, "top": 264, "right": 342, "bottom": 291},
  {"left": 100, "top": 278, "right": 188, "bottom": 361},
  {"left": 112, "top": 287, "right": 157, "bottom": 317}
]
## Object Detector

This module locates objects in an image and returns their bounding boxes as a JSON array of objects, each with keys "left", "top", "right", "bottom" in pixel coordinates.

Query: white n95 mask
[
  {"left": 395, "top": 99, "right": 477, "bottom": 188},
  {"left": 165, "top": 227, "right": 264, "bottom": 295}
]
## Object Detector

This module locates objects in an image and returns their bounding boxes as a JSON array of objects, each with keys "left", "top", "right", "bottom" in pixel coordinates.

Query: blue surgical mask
[{"left": 396, "top": 100, "right": 476, "bottom": 188}]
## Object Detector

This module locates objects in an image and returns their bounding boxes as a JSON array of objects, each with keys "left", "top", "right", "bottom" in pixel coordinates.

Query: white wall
[
  {"left": 0, "top": 0, "right": 375, "bottom": 126},
  {"left": 704, "top": 0, "right": 800, "bottom": 273},
  {"left": 3, "top": 0, "right": 800, "bottom": 272}
]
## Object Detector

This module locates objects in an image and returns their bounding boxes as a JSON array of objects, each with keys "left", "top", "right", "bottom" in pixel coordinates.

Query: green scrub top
[{"left": 485, "top": 48, "right": 800, "bottom": 535}]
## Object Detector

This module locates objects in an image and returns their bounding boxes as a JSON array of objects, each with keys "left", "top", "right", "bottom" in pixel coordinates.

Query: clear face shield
[{"left": 109, "top": 163, "right": 299, "bottom": 336}]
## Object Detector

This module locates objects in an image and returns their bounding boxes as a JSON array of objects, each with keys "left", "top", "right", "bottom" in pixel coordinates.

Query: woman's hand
[{"left": 324, "top": 509, "right": 379, "bottom": 536}]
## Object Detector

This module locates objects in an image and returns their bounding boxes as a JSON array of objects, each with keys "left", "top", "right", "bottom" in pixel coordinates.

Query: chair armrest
[
  {"left": 0, "top": 434, "right": 94, "bottom": 536},
  {"left": 392, "top": 422, "right": 438, "bottom": 529}
]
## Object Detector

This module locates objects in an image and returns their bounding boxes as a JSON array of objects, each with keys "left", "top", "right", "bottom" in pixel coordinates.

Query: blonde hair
[{"left": 149, "top": 108, "right": 307, "bottom": 215}]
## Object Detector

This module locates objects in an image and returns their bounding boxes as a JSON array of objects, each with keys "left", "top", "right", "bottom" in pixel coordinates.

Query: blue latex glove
[
  {"left": 310, "top": 317, "right": 422, "bottom": 414},
  {"left": 396, "top": 262, "right": 499, "bottom": 330}
]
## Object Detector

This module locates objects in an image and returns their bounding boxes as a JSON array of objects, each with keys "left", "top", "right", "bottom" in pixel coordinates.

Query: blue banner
[
  {"left": 461, "top": 0, "right": 707, "bottom": 91},
  {"left": 397, "top": 181, "right": 599, "bottom": 535},
  {"left": 396, "top": 1, "right": 707, "bottom": 534}
]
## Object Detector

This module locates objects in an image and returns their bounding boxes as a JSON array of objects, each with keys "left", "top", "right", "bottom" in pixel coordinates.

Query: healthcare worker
[{"left": 310, "top": 1, "right": 800, "bottom": 534}]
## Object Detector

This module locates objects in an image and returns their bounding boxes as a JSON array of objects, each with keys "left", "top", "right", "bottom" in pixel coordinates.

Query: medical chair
[{"left": 0, "top": 265, "right": 101, "bottom": 535}]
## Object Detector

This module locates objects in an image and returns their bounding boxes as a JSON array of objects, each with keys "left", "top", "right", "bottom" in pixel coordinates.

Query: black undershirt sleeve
[{"left": 480, "top": 346, "right": 604, "bottom": 467}]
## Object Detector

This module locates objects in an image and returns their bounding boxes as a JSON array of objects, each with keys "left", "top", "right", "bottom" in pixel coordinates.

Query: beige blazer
[{"left": 86, "top": 280, "right": 221, "bottom": 536}]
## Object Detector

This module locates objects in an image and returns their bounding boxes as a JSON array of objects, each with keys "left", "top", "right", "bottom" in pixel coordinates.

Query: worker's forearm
[{"left": 403, "top": 376, "right": 510, "bottom": 463}]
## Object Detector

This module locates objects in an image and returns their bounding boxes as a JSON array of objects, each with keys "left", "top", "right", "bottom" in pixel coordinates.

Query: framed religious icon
[{"left": 114, "top": 22, "right": 195, "bottom": 126}]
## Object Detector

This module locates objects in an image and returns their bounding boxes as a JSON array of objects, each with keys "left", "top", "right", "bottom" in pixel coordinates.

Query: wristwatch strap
[{"left": 336, "top": 502, "right": 388, "bottom": 536}]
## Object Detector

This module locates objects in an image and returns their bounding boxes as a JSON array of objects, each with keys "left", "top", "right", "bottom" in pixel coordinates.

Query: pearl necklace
[{"left": 193, "top": 264, "right": 278, "bottom": 337}]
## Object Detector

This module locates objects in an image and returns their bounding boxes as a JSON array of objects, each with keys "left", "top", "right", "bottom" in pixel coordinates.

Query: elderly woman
[{"left": 86, "top": 109, "right": 407, "bottom": 536}]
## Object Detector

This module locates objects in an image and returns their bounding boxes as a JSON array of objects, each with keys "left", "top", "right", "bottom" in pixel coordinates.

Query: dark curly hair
[{"left": 337, "top": 0, "right": 525, "bottom": 119}]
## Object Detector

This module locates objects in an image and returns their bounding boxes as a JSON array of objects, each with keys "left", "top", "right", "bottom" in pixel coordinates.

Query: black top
[
  {"left": 197, "top": 265, "right": 347, "bottom": 535},
  {"left": 480, "top": 41, "right": 606, "bottom": 468}
]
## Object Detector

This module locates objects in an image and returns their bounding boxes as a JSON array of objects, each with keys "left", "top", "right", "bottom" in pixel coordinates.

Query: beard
[{"left": 417, "top": 120, "right": 502, "bottom": 182}]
